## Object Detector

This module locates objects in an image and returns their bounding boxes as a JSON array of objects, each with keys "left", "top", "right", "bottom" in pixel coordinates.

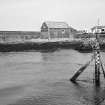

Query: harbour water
[{"left": 0, "top": 49, "right": 105, "bottom": 105}]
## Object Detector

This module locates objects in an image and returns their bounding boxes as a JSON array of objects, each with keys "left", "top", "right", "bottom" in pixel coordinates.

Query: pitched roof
[
  {"left": 44, "top": 21, "right": 69, "bottom": 28},
  {"left": 91, "top": 26, "right": 105, "bottom": 30}
]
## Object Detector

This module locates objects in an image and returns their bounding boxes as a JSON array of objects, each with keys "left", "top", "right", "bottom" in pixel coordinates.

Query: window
[
  {"left": 62, "top": 30, "right": 65, "bottom": 34},
  {"left": 54, "top": 31, "right": 58, "bottom": 38}
]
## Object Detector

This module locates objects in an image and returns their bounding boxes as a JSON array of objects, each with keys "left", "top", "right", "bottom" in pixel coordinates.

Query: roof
[
  {"left": 44, "top": 21, "right": 69, "bottom": 28},
  {"left": 91, "top": 26, "right": 105, "bottom": 30}
]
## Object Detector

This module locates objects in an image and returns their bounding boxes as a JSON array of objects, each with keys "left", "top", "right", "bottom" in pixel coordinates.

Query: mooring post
[
  {"left": 70, "top": 55, "right": 93, "bottom": 82},
  {"left": 94, "top": 45, "right": 100, "bottom": 86}
]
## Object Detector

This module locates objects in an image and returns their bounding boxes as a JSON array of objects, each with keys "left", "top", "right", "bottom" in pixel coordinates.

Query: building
[
  {"left": 91, "top": 26, "right": 105, "bottom": 33},
  {"left": 41, "top": 21, "right": 70, "bottom": 39},
  {"left": 0, "top": 31, "right": 40, "bottom": 43}
]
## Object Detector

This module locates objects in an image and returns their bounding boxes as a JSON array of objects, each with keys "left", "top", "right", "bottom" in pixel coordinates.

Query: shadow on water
[
  {"left": 71, "top": 80, "right": 105, "bottom": 105},
  {"left": 93, "top": 86, "right": 105, "bottom": 105}
]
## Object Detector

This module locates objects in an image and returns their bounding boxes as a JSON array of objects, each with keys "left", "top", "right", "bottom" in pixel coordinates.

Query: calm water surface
[{"left": 0, "top": 49, "right": 105, "bottom": 105}]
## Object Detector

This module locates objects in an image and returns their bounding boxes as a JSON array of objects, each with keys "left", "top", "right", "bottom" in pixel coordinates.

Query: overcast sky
[{"left": 0, "top": 0, "right": 105, "bottom": 31}]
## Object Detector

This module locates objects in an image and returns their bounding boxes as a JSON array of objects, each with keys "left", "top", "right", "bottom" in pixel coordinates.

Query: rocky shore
[
  {"left": 0, "top": 40, "right": 82, "bottom": 52},
  {"left": 0, "top": 38, "right": 105, "bottom": 52}
]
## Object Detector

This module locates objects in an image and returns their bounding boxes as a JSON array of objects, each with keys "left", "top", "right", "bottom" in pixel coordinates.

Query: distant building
[
  {"left": 91, "top": 26, "right": 105, "bottom": 33},
  {"left": 41, "top": 21, "right": 70, "bottom": 39},
  {"left": 0, "top": 31, "right": 40, "bottom": 43}
]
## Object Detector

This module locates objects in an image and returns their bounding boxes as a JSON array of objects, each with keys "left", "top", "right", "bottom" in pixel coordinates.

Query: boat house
[{"left": 41, "top": 21, "right": 70, "bottom": 39}]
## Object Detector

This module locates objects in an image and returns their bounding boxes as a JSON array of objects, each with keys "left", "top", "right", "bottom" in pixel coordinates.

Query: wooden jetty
[{"left": 70, "top": 31, "right": 105, "bottom": 87}]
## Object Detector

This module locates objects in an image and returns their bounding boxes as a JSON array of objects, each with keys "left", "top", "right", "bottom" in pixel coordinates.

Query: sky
[{"left": 0, "top": 0, "right": 105, "bottom": 31}]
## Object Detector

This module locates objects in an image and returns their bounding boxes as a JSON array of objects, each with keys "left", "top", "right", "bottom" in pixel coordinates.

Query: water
[{"left": 0, "top": 49, "right": 105, "bottom": 105}]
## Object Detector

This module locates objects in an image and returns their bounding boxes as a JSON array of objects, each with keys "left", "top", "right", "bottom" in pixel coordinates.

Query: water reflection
[
  {"left": 71, "top": 79, "right": 105, "bottom": 105},
  {"left": 93, "top": 86, "right": 105, "bottom": 105},
  {"left": 40, "top": 48, "right": 59, "bottom": 53},
  {"left": 0, "top": 49, "right": 105, "bottom": 105}
]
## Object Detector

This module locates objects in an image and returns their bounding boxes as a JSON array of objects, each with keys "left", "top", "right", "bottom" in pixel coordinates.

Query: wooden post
[
  {"left": 70, "top": 55, "right": 93, "bottom": 82},
  {"left": 94, "top": 48, "right": 100, "bottom": 86}
]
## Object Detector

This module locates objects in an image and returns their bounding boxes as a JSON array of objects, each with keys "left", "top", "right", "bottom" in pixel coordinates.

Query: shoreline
[
  {"left": 0, "top": 40, "right": 82, "bottom": 52},
  {"left": 0, "top": 39, "right": 105, "bottom": 53}
]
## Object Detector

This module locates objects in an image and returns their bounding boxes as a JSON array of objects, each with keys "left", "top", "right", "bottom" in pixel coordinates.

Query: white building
[{"left": 91, "top": 26, "right": 105, "bottom": 33}]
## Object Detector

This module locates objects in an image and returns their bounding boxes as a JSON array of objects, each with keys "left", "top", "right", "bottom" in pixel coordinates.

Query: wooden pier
[{"left": 70, "top": 32, "right": 105, "bottom": 87}]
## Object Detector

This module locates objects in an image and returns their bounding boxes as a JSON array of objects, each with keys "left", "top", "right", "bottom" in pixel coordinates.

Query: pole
[
  {"left": 70, "top": 55, "right": 94, "bottom": 82},
  {"left": 70, "top": 62, "right": 90, "bottom": 82},
  {"left": 94, "top": 50, "right": 100, "bottom": 86},
  {"left": 100, "top": 60, "right": 105, "bottom": 78}
]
